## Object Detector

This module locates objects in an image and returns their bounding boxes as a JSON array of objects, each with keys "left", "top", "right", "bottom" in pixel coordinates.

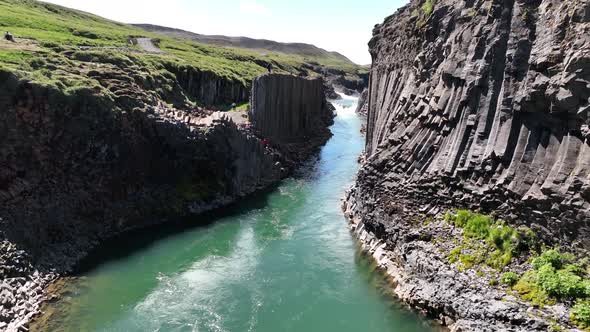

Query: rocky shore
[{"left": 342, "top": 193, "right": 581, "bottom": 331}]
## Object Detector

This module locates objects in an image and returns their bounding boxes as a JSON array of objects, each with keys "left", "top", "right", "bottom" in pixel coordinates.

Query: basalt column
[{"left": 250, "top": 74, "right": 333, "bottom": 144}]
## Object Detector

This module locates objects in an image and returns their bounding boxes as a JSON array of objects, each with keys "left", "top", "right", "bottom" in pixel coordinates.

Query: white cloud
[{"left": 239, "top": 1, "right": 271, "bottom": 16}]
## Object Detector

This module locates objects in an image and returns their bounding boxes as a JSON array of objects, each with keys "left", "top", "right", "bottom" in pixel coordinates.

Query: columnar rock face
[
  {"left": 170, "top": 65, "right": 249, "bottom": 106},
  {"left": 345, "top": 0, "right": 590, "bottom": 330},
  {"left": 0, "top": 71, "right": 286, "bottom": 330},
  {"left": 0, "top": 64, "right": 337, "bottom": 329},
  {"left": 0, "top": 74, "right": 281, "bottom": 264},
  {"left": 358, "top": 0, "right": 590, "bottom": 248},
  {"left": 356, "top": 88, "right": 369, "bottom": 116},
  {"left": 250, "top": 74, "right": 333, "bottom": 143}
]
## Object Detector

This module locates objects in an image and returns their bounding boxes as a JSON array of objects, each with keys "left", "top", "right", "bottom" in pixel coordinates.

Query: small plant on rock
[
  {"left": 416, "top": 0, "right": 437, "bottom": 28},
  {"left": 571, "top": 300, "right": 590, "bottom": 330},
  {"left": 464, "top": 213, "right": 493, "bottom": 239},
  {"left": 501, "top": 271, "right": 519, "bottom": 287},
  {"left": 532, "top": 250, "right": 572, "bottom": 270},
  {"left": 421, "top": 0, "right": 435, "bottom": 17},
  {"left": 513, "top": 270, "right": 553, "bottom": 307}
]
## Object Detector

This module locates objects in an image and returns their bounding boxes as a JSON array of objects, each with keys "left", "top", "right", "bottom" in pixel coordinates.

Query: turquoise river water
[{"left": 38, "top": 95, "right": 435, "bottom": 332}]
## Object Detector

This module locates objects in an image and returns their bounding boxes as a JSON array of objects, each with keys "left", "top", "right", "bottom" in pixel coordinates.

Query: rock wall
[
  {"left": 0, "top": 58, "right": 339, "bottom": 329},
  {"left": 169, "top": 65, "right": 249, "bottom": 106},
  {"left": 359, "top": 0, "right": 590, "bottom": 249},
  {"left": 0, "top": 74, "right": 281, "bottom": 265},
  {"left": 250, "top": 74, "right": 333, "bottom": 143},
  {"left": 346, "top": 0, "right": 590, "bottom": 330},
  {"left": 356, "top": 88, "right": 369, "bottom": 116},
  {"left": 0, "top": 71, "right": 288, "bottom": 330}
]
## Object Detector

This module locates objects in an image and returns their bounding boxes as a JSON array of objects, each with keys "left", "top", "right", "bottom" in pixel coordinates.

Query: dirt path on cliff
[{"left": 136, "top": 38, "right": 164, "bottom": 54}]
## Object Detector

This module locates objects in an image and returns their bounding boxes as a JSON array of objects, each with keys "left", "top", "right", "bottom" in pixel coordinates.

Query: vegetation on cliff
[
  {"left": 444, "top": 210, "right": 537, "bottom": 270},
  {"left": 444, "top": 210, "right": 590, "bottom": 330},
  {"left": 0, "top": 0, "right": 365, "bottom": 107}
]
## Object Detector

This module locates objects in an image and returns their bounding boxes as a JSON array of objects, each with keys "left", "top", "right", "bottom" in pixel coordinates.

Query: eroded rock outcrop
[{"left": 346, "top": 0, "right": 590, "bottom": 330}]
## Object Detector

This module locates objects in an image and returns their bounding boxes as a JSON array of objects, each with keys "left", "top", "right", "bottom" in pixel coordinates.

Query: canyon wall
[
  {"left": 0, "top": 67, "right": 329, "bottom": 329},
  {"left": 359, "top": 0, "right": 590, "bottom": 248},
  {"left": 250, "top": 74, "right": 333, "bottom": 143},
  {"left": 345, "top": 0, "right": 590, "bottom": 330},
  {"left": 0, "top": 59, "right": 338, "bottom": 329},
  {"left": 169, "top": 65, "right": 249, "bottom": 106},
  {"left": 0, "top": 70, "right": 286, "bottom": 268}
]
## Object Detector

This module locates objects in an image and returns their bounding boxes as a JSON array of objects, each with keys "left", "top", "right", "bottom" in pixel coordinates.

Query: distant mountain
[{"left": 133, "top": 24, "right": 357, "bottom": 65}]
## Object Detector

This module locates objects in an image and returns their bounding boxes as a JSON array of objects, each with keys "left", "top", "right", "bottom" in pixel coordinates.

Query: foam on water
[{"left": 331, "top": 92, "right": 359, "bottom": 118}]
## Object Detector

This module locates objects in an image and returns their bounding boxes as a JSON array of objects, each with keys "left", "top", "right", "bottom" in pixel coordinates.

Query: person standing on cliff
[
  {"left": 4, "top": 32, "right": 14, "bottom": 42},
  {"left": 267, "top": 63, "right": 273, "bottom": 74}
]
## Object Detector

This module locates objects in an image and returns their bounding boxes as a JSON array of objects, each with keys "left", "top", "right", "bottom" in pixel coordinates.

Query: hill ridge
[{"left": 133, "top": 23, "right": 356, "bottom": 65}]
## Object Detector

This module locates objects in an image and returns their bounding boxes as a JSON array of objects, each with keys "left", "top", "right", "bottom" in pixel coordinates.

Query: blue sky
[{"left": 43, "top": 0, "right": 408, "bottom": 64}]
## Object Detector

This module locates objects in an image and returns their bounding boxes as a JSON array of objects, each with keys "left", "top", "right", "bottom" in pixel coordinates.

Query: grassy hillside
[
  {"left": 134, "top": 24, "right": 358, "bottom": 68},
  {"left": 0, "top": 0, "right": 366, "bottom": 106}
]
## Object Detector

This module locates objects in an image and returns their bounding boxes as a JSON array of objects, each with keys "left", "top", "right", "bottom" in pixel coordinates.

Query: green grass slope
[
  {"left": 0, "top": 0, "right": 366, "bottom": 106},
  {"left": 133, "top": 23, "right": 359, "bottom": 68}
]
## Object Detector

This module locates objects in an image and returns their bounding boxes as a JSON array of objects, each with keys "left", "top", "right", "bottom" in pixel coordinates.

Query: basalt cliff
[
  {"left": 0, "top": 68, "right": 333, "bottom": 330},
  {"left": 345, "top": 0, "right": 590, "bottom": 331}
]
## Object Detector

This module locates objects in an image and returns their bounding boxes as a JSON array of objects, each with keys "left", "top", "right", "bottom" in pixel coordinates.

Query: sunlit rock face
[{"left": 358, "top": 0, "right": 590, "bottom": 248}]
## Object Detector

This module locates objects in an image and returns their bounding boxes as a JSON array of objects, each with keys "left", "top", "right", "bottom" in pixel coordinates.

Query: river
[{"left": 34, "top": 95, "right": 434, "bottom": 332}]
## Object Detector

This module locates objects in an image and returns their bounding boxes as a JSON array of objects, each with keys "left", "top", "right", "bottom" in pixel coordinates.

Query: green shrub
[
  {"left": 571, "top": 300, "right": 590, "bottom": 330},
  {"left": 448, "top": 247, "right": 462, "bottom": 264},
  {"left": 421, "top": 0, "right": 435, "bottom": 17},
  {"left": 532, "top": 250, "right": 571, "bottom": 270},
  {"left": 454, "top": 209, "right": 472, "bottom": 227},
  {"left": 486, "top": 249, "right": 513, "bottom": 269},
  {"left": 464, "top": 214, "right": 493, "bottom": 239},
  {"left": 565, "top": 262, "right": 588, "bottom": 276},
  {"left": 514, "top": 271, "right": 553, "bottom": 307},
  {"left": 489, "top": 224, "right": 520, "bottom": 253},
  {"left": 501, "top": 272, "right": 519, "bottom": 287},
  {"left": 447, "top": 210, "right": 519, "bottom": 269},
  {"left": 536, "top": 263, "right": 587, "bottom": 300},
  {"left": 517, "top": 226, "right": 539, "bottom": 251},
  {"left": 459, "top": 254, "right": 479, "bottom": 270}
]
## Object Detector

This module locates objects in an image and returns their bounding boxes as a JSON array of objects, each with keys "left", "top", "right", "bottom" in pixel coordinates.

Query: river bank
[{"left": 27, "top": 95, "right": 436, "bottom": 332}]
